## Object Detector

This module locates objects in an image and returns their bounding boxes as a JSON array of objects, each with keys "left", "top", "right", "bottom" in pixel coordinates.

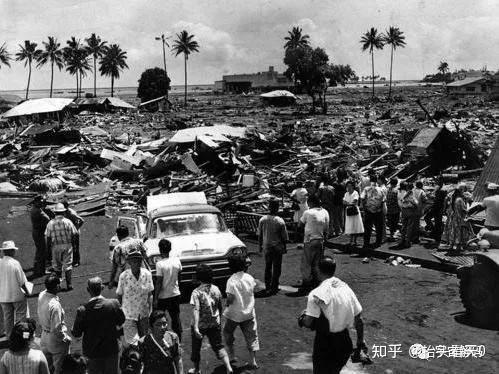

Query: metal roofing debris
[
  {"left": 2, "top": 98, "right": 74, "bottom": 118},
  {"left": 169, "top": 125, "right": 247, "bottom": 144},
  {"left": 260, "top": 90, "right": 297, "bottom": 99},
  {"left": 473, "top": 136, "right": 499, "bottom": 201}
]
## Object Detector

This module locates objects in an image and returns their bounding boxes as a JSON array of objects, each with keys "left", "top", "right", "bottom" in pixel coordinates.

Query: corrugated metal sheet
[{"left": 473, "top": 136, "right": 499, "bottom": 201}]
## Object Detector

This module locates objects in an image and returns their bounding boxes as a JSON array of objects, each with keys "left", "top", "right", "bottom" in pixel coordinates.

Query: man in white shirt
[
  {"left": 468, "top": 183, "right": 499, "bottom": 230},
  {"left": 299, "top": 257, "right": 366, "bottom": 374},
  {"left": 223, "top": 255, "right": 260, "bottom": 369},
  {"left": 153, "top": 238, "right": 183, "bottom": 341},
  {"left": 299, "top": 195, "right": 330, "bottom": 289},
  {"left": 0, "top": 241, "right": 30, "bottom": 338},
  {"left": 38, "top": 273, "right": 71, "bottom": 374},
  {"left": 412, "top": 181, "right": 427, "bottom": 244}
]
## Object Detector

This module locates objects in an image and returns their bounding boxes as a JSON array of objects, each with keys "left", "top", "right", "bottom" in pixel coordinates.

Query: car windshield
[{"left": 151, "top": 213, "right": 227, "bottom": 238}]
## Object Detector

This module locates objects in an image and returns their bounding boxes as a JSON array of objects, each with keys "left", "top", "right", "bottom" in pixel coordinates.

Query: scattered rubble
[{"left": 0, "top": 87, "right": 497, "bottom": 224}]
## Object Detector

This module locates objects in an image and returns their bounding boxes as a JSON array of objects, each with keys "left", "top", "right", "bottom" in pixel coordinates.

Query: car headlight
[{"left": 229, "top": 246, "right": 247, "bottom": 256}]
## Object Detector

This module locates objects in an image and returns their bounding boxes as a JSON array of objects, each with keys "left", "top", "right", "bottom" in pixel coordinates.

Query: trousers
[
  {"left": 157, "top": 296, "right": 182, "bottom": 342},
  {"left": 301, "top": 239, "right": 324, "bottom": 286},
  {"left": 41, "top": 331, "right": 70, "bottom": 374},
  {"left": 0, "top": 300, "right": 28, "bottom": 338},
  {"left": 264, "top": 249, "right": 283, "bottom": 291},
  {"left": 363, "top": 211, "right": 383, "bottom": 247},
  {"left": 32, "top": 231, "right": 47, "bottom": 275}
]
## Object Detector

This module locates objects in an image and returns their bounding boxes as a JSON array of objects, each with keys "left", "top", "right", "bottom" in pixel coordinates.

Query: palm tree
[
  {"left": 0, "top": 43, "right": 11, "bottom": 70},
  {"left": 85, "top": 33, "right": 106, "bottom": 97},
  {"left": 383, "top": 26, "right": 406, "bottom": 99},
  {"left": 172, "top": 30, "right": 199, "bottom": 106},
  {"left": 438, "top": 61, "right": 449, "bottom": 75},
  {"left": 284, "top": 26, "right": 310, "bottom": 50},
  {"left": 15, "top": 40, "right": 41, "bottom": 100},
  {"left": 360, "top": 27, "right": 385, "bottom": 99},
  {"left": 64, "top": 37, "right": 91, "bottom": 98},
  {"left": 99, "top": 44, "right": 128, "bottom": 97},
  {"left": 37, "top": 37, "right": 64, "bottom": 98}
]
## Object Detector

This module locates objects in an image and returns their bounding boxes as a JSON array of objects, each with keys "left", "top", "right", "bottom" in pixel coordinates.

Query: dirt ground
[{"left": 1, "top": 198, "right": 498, "bottom": 374}]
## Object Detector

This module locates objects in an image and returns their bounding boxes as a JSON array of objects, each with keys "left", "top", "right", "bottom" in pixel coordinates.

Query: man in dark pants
[
  {"left": 424, "top": 179, "right": 447, "bottom": 244},
  {"left": 72, "top": 277, "right": 126, "bottom": 374},
  {"left": 361, "top": 176, "right": 385, "bottom": 251},
  {"left": 257, "top": 199, "right": 289, "bottom": 295},
  {"left": 31, "top": 195, "right": 50, "bottom": 276},
  {"left": 63, "top": 201, "right": 84, "bottom": 267},
  {"left": 299, "top": 257, "right": 366, "bottom": 374},
  {"left": 153, "top": 238, "right": 183, "bottom": 341}
]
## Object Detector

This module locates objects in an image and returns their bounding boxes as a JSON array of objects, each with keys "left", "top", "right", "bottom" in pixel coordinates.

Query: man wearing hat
[
  {"left": 468, "top": 182, "right": 499, "bottom": 231},
  {"left": 31, "top": 195, "right": 51, "bottom": 277},
  {"left": 0, "top": 240, "right": 31, "bottom": 338},
  {"left": 116, "top": 250, "right": 154, "bottom": 347},
  {"left": 45, "top": 203, "right": 78, "bottom": 290}
]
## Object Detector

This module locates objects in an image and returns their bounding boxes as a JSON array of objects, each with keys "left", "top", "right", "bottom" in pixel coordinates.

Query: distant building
[
  {"left": 214, "top": 66, "right": 293, "bottom": 94},
  {"left": 446, "top": 76, "right": 490, "bottom": 95}
]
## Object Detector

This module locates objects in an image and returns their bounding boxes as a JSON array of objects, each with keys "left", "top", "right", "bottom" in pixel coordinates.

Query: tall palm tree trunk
[
  {"left": 184, "top": 54, "right": 187, "bottom": 106},
  {"left": 76, "top": 71, "right": 79, "bottom": 99},
  {"left": 388, "top": 45, "right": 394, "bottom": 99},
  {"left": 50, "top": 61, "right": 54, "bottom": 98},
  {"left": 79, "top": 73, "right": 83, "bottom": 98},
  {"left": 111, "top": 75, "right": 114, "bottom": 97},
  {"left": 93, "top": 57, "right": 97, "bottom": 97},
  {"left": 26, "top": 62, "right": 32, "bottom": 100},
  {"left": 371, "top": 49, "right": 375, "bottom": 99}
]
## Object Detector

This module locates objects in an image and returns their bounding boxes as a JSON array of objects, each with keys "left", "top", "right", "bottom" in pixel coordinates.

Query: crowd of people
[
  {"left": 0, "top": 232, "right": 262, "bottom": 374},
  {"left": 0, "top": 170, "right": 498, "bottom": 374}
]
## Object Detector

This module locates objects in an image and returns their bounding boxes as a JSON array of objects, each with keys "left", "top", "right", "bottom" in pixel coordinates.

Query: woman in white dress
[{"left": 343, "top": 181, "right": 364, "bottom": 247}]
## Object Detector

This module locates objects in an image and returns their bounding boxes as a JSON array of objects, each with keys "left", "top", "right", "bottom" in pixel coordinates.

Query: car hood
[{"left": 144, "top": 231, "right": 245, "bottom": 260}]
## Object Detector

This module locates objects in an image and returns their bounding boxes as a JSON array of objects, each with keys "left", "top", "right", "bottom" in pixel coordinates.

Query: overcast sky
[{"left": 0, "top": 0, "right": 498, "bottom": 91}]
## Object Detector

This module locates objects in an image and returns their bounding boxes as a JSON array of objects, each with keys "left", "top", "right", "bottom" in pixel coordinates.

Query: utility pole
[{"left": 155, "top": 34, "right": 170, "bottom": 109}]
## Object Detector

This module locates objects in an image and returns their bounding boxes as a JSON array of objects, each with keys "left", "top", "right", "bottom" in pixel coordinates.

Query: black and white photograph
[{"left": 0, "top": 1, "right": 498, "bottom": 373}]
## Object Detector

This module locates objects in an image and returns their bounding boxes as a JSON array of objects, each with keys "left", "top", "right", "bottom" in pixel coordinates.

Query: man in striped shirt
[{"left": 45, "top": 203, "right": 78, "bottom": 290}]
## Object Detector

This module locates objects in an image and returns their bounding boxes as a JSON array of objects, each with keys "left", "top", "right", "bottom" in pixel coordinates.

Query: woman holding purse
[{"left": 343, "top": 181, "right": 364, "bottom": 247}]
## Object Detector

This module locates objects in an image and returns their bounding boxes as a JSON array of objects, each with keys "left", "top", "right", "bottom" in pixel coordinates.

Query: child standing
[
  {"left": 223, "top": 255, "right": 260, "bottom": 369},
  {"left": 189, "top": 264, "right": 233, "bottom": 374}
]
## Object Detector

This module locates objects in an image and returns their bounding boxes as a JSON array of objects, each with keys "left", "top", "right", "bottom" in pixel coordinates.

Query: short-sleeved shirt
[
  {"left": 300, "top": 208, "right": 330, "bottom": 242},
  {"left": 44, "top": 216, "right": 77, "bottom": 246},
  {"left": 482, "top": 195, "right": 499, "bottom": 227},
  {"left": 224, "top": 272, "right": 256, "bottom": 323},
  {"left": 156, "top": 257, "right": 182, "bottom": 299},
  {"left": 386, "top": 187, "right": 400, "bottom": 214},
  {"left": 361, "top": 185, "right": 385, "bottom": 213},
  {"left": 116, "top": 268, "right": 154, "bottom": 321},
  {"left": 190, "top": 283, "right": 223, "bottom": 329},
  {"left": 112, "top": 237, "right": 146, "bottom": 281},
  {"left": 0, "top": 256, "right": 27, "bottom": 303},
  {"left": 257, "top": 215, "right": 288, "bottom": 252},
  {"left": 306, "top": 277, "right": 362, "bottom": 333},
  {"left": 413, "top": 188, "right": 427, "bottom": 213}
]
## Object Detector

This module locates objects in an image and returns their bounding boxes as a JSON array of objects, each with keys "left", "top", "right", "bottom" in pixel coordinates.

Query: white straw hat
[
  {"left": 0, "top": 241, "right": 18, "bottom": 251},
  {"left": 53, "top": 203, "right": 67, "bottom": 213}
]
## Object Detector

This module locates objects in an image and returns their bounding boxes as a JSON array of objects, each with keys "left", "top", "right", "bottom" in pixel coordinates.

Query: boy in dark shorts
[{"left": 189, "top": 264, "right": 233, "bottom": 374}]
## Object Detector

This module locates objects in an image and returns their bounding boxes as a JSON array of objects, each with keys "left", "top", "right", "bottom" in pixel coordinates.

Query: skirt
[{"left": 344, "top": 207, "right": 364, "bottom": 234}]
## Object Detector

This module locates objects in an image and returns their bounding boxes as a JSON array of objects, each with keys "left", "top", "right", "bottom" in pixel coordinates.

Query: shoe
[
  {"left": 187, "top": 369, "right": 201, "bottom": 374},
  {"left": 66, "top": 285, "right": 73, "bottom": 291},
  {"left": 72, "top": 262, "right": 80, "bottom": 268}
]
